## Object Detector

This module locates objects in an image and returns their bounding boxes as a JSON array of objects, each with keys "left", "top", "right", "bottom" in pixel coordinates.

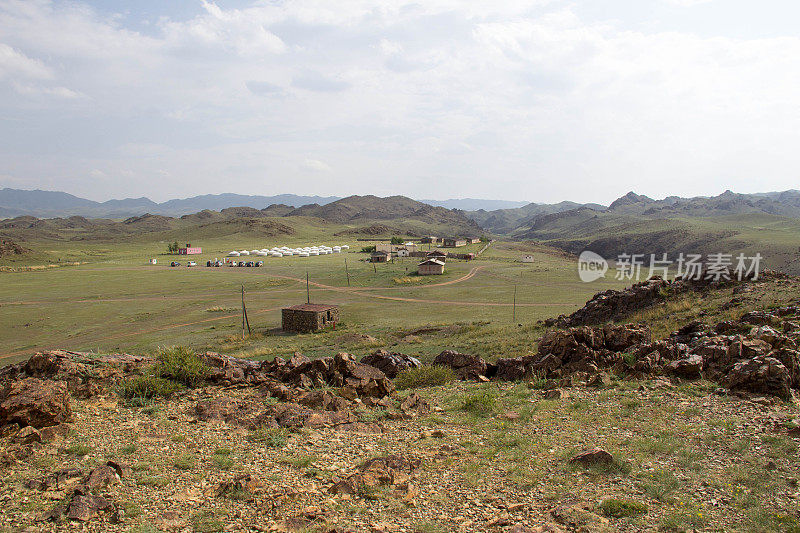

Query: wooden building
[
  {"left": 370, "top": 250, "right": 389, "bottom": 263},
  {"left": 443, "top": 238, "right": 467, "bottom": 248},
  {"left": 417, "top": 259, "right": 445, "bottom": 275},
  {"left": 282, "top": 304, "right": 340, "bottom": 333},
  {"left": 426, "top": 250, "right": 447, "bottom": 261}
]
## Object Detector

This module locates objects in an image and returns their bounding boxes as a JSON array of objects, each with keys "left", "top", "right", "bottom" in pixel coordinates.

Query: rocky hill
[
  {"left": 287, "top": 195, "right": 481, "bottom": 234},
  {"left": 467, "top": 189, "right": 800, "bottom": 236},
  {"left": 0, "top": 195, "right": 481, "bottom": 245}
]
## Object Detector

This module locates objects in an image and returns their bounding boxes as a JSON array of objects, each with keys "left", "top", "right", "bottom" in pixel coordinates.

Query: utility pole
[
  {"left": 241, "top": 285, "right": 251, "bottom": 338},
  {"left": 306, "top": 272, "right": 310, "bottom": 304},
  {"left": 513, "top": 284, "right": 517, "bottom": 323},
  {"left": 345, "top": 258, "right": 350, "bottom": 287}
]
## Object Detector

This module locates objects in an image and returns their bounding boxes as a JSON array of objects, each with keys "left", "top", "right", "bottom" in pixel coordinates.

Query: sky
[{"left": 1, "top": 0, "right": 800, "bottom": 204}]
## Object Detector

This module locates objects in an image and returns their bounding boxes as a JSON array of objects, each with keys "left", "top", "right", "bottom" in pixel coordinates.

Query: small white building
[
  {"left": 149, "top": 258, "right": 157, "bottom": 265},
  {"left": 521, "top": 255, "right": 535, "bottom": 263}
]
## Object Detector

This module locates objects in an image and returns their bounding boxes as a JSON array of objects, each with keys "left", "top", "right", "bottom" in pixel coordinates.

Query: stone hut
[
  {"left": 370, "top": 250, "right": 389, "bottom": 263},
  {"left": 282, "top": 304, "right": 340, "bottom": 333}
]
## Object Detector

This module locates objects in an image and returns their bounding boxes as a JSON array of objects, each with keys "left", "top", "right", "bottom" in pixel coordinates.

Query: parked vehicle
[
  {"left": 206, "top": 261, "right": 212, "bottom": 267},
  {"left": 170, "top": 261, "right": 181, "bottom": 267},
  {"left": 255, "top": 261, "right": 263, "bottom": 267},
  {"left": 187, "top": 261, "right": 197, "bottom": 267}
]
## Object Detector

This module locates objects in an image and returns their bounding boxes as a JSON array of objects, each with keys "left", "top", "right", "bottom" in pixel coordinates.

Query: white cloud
[
  {"left": 0, "top": 42, "right": 51, "bottom": 79},
  {"left": 1, "top": 0, "right": 800, "bottom": 203},
  {"left": 302, "top": 159, "right": 332, "bottom": 172}
]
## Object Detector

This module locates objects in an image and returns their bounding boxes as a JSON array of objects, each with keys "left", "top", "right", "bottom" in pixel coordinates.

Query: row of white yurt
[{"left": 227, "top": 245, "right": 349, "bottom": 258}]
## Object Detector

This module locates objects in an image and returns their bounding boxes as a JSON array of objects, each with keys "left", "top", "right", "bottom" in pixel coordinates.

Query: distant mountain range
[
  {"left": 0, "top": 188, "right": 526, "bottom": 219},
  {"left": 0, "top": 194, "right": 482, "bottom": 244},
  {"left": 0, "top": 189, "right": 343, "bottom": 219},
  {"left": 465, "top": 189, "right": 800, "bottom": 234}
]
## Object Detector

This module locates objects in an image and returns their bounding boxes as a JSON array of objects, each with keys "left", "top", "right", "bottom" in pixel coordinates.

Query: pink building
[{"left": 178, "top": 247, "right": 202, "bottom": 255}]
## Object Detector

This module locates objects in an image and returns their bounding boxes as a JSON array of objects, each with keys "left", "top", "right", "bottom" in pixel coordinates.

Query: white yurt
[{"left": 228, "top": 251, "right": 240, "bottom": 257}]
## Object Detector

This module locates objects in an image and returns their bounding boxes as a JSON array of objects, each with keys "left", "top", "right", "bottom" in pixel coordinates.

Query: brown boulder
[
  {"left": 360, "top": 350, "right": 421, "bottom": 378},
  {"left": 494, "top": 356, "right": 536, "bottom": 381},
  {"left": 666, "top": 354, "right": 703, "bottom": 379},
  {"left": 0, "top": 378, "right": 73, "bottom": 428},
  {"left": 568, "top": 448, "right": 613, "bottom": 466},
  {"left": 433, "top": 350, "right": 490, "bottom": 380},
  {"left": 725, "top": 355, "right": 792, "bottom": 400}
]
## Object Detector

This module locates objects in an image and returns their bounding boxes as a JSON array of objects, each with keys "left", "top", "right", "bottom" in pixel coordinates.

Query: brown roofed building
[
  {"left": 417, "top": 258, "right": 445, "bottom": 275},
  {"left": 282, "top": 304, "right": 340, "bottom": 333}
]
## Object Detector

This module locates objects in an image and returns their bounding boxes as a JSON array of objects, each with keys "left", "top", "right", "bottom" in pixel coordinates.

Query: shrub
[
  {"left": 395, "top": 366, "right": 455, "bottom": 390},
  {"left": 173, "top": 453, "right": 196, "bottom": 471},
  {"left": 212, "top": 455, "right": 234, "bottom": 470},
  {"left": 119, "top": 443, "right": 138, "bottom": 455},
  {"left": 191, "top": 510, "right": 224, "bottom": 533},
  {"left": 461, "top": 391, "right": 497, "bottom": 416},
  {"left": 599, "top": 498, "right": 648, "bottom": 518},
  {"left": 247, "top": 427, "right": 289, "bottom": 448},
  {"left": 155, "top": 346, "right": 211, "bottom": 388},
  {"left": 118, "top": 375, "right": 182, "bottom": 401},
  {"left": 63, "top": 443, "right": 93, "bottom": 456}
]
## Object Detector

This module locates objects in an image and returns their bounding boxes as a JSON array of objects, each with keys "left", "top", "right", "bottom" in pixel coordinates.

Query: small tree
[
  {"left": 390, "top": 236, "right": 404, "bottom": 245},
  {"left": 173, "top": 241, "right": 179, "bottom": 253},
  {"left": 480, "top": 235, "right": 490, "bottom": 243},
  {"left": 361, "top": 245, "right": 376, "bottom": 253}
]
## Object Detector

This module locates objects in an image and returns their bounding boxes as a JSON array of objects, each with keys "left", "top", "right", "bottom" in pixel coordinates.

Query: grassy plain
[{"left": 0, "top": 235, "right": 632, "bottom": 363}]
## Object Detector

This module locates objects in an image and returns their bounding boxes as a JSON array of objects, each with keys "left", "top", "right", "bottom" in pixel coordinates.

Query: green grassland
[
  {"left": 0, "top": 232, "right": 632, "bottom": 363},
  {"left": 516, "top": 211, "right": 800, "bottom": 275}
]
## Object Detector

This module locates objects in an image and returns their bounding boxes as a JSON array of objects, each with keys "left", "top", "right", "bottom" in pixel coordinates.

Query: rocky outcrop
[
  {"left": 0, "top": 378, "right": 73, "bottom": 428},
  {"left": 360, "top": 350, "right": 422, "bottom": 378},
  {"left": 725, "top": 356, "right": 792, "bottom": 400},
  {"left": 260, "top": 352, "right": 395, "bottom": 398},
  {"left": 433, "top": 350, "right": 494, "bottom": 380},
  {"left": 532, "top": 303, "right": 800, "bottom": 398},
  {"left": 546, "top": 277, "right": 671, "bottom": 327}
]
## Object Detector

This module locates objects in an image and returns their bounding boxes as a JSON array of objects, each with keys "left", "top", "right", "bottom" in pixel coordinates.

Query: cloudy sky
[{"left": 1, "top": 0, "right": 799, "bottom": 204}]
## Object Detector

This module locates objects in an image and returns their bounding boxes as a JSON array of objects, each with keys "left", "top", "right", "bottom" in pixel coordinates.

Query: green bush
[
  {"left": 155, "top": 346, "right": 211, "bottom": 388},
  {"left": 460, "top": 391, "right": 497, "bottom": 416},
  {"left": 119, "top": 375, "right": 182, "bottom": 400},
  {"left": 599, "top": 498, "right": 648, "bottom": 518},
  {"left": 247, "top": 427, "right": 289, "bottom": 448},
  {"left": 395, "top": 366, "right": 456, "bottom": 389},
  {"left": 173, "top": 453, "right": 196, "bottom": 471}
]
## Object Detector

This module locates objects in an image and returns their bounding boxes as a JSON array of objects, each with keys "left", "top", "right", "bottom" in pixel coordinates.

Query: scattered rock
[{"left": 568, "top": 448, "right": 613, "bottom": 466}]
